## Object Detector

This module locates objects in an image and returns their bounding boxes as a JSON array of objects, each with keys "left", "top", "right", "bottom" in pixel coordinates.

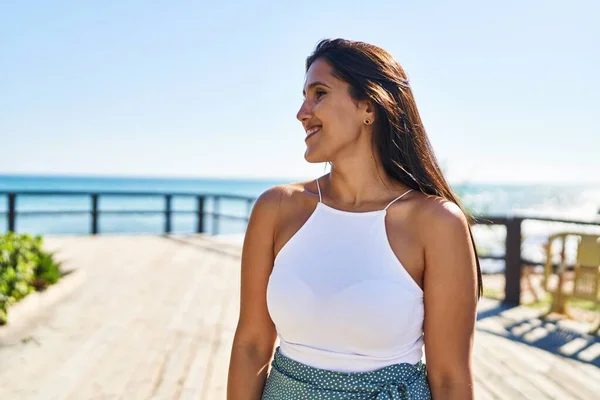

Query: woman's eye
[{"left": 316, "top": 90, "right": 326, "bottom": 98}]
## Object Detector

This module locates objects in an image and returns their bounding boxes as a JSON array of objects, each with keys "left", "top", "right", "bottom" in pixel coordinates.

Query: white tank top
[{"left": 266, "top": 178, "right": 424, "bottom": 373}]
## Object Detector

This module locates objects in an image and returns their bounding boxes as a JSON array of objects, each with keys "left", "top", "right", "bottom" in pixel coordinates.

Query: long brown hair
[{"left": 306, "top": 38, "right": 483, "bottom": 297}]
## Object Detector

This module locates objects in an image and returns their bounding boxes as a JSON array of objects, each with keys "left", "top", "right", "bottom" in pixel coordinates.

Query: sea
[{"left": 1, "top": 174, "right": 600, "bottom": 273}]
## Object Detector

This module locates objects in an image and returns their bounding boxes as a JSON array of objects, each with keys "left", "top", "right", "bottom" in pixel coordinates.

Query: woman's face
[{"left": 297, "top": 58, "right": 369, "bottom": 163}]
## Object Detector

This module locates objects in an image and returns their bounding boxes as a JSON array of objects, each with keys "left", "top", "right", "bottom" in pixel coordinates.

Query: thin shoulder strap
[
  {"left": 383, "top": 188, "right": 413, "bottom": 211},
  {"left": 315, "top": 178, "right": 322, "bottom": 203}
]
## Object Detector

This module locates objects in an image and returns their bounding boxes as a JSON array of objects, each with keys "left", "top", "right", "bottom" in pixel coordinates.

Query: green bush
[{"left": 0, "top": 232, "right": 62, "bottom": 325}]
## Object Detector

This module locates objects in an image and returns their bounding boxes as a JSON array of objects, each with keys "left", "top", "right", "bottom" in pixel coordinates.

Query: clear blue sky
[{"left": 1, "top": 0, "right": 598, "bottom": 183}]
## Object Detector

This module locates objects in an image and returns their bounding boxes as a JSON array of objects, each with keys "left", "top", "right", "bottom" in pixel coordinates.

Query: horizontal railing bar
[
  {"left": 0, "top": 190, "right": 255, "bottom": 201},
  {"left": 473, "top": 216, "right": 600, "bottom": 227},
  {"left": 472, "top": 217, "right": 510, "bottom": 225},
  {"left": 478, "top": 255, "right": 544, "bottom": 266},
  {"left": 519, "top": 215, "right": 600, "bottom": 226},
  {"left": 210, "top": 213, "right": 249, "bottom": 222},
  {"left": 478, "top": 255, "right": 506, "bottom": 261},
  {"left": 4, "top": 210, "right": 177, "bottom": 216},
  {"left": 0, "top": 210, "right": 249, "bottom": 220},
  {"left": 2, "top": 210, "right": 94, "bottom": 216}
]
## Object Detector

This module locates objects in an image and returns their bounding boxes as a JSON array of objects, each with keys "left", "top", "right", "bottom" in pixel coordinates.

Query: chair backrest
[
  {"left": 543, "top": 233, "right": 600, "bottom": 294},
  {"left": 573, "top": 234, "right": 600, "bottom": 302},
  {"left": 577, "top": 235, "right": 600, "bottom": 268}
]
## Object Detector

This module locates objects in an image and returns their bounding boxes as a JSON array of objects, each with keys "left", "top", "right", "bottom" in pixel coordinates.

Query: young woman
[{"left": 227, "top": 38, "right": 481, "bottom": 400}]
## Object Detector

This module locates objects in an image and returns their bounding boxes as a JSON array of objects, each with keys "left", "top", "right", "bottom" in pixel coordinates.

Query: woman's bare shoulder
[
  {"left": 250, "top": 180, "right": 317, "bottom": 227},
  {"left": 403, "top": 193, "right": 470, "bottom": 241},
  {"left": 417, "top": 195, "right": 468, "bottom": 225},
  {"left": 253, "top": 180, "right": 314, "bottom": 208}
]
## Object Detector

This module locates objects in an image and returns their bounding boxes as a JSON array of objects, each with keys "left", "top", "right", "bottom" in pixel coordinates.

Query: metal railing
[
  {"left": 0, "top": 191, "right": 255, "bottom": 236},
  {"left": 2, "top": 191, "right": 600, "bottom": 305}
]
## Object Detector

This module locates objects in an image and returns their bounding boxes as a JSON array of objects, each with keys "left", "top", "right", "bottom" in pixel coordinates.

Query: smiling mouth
[{"left": 305, "top": 126, "right": 321, "bottom": 141}]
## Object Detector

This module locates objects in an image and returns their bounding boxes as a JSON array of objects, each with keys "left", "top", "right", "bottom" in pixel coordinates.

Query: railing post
[
  {"left": 212, "top": 196, "right": 220, "bottom": 235},
  {"left": 196, "top": 196, "right": 204, "bottom": 234},
  {"left": 164, "top": 195, "right": 172, "bottom": 234},
  {"left": 91, "top": 194, "right": 99, "bottom": 235},
  {"left": 504, "top": 217, "right": 523, "bottom": 305},
  {"left": 8, "top": 193, "right": 16, "bottom": 232}
]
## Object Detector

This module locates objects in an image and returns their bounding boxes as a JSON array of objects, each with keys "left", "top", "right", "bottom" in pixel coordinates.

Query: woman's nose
[{"left": 296, "top": 100, "right": 311, "bottom": 123}]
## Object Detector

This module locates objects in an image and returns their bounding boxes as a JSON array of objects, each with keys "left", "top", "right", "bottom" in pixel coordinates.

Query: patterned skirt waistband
[{"left": 261, "top": 347, "right": 431, "bottom": 399}]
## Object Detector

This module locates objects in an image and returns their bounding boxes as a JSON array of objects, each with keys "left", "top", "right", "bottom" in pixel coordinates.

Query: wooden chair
[{"left": 543, "top": 233, "right": 600, "bottom": 334}]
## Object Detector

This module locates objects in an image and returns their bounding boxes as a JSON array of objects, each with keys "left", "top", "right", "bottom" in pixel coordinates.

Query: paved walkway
[{"left": 0, "top": 235, "right": 598, "bottom": 399}]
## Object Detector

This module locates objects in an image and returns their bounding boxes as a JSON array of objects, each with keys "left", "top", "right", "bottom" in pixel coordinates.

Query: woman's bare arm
[
  {"left": 227, "top": 187, "right": 283, "bottom": 400},
  {"left": 420, "top": 199, "right": 478, "bottom": 400}
]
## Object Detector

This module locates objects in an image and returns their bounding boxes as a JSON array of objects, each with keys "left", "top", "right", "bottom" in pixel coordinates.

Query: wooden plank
[
  {"left": 151, "top": 255, "right": 220, "bottom": 399},
  {"left": 546, "top": 361, "right": 600, "bottom": 399},
  {"left": 503, "top": 375, "right": 551, "bottom": 399},
  {"left": 68, "top": 243, "right": 197, "bottom": 399},
  {"left": 473, "top": 377, "right": 500, "bottom": 400},
  {"left": 117, "top": 247, "right": 219, "bottom": 399},
  {"left": 201, "top": 261, "right": 240, "bottom": 399},
  {"left": 526, "top": 372, "right": 584, "bottom": 400},
  {"left": 178, "top": 265, "right": 232, "bottom": 399},
  {"left": 472, "top": 350, "right": 527, "bottom": 399}
]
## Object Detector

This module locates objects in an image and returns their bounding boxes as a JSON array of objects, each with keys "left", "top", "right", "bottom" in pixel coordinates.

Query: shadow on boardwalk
[
  {"left": 476, "top": 299, "right": 600, "bottom": 368},
  {"left": 0, "top": 235, "right": 598, "bottom": 400}
]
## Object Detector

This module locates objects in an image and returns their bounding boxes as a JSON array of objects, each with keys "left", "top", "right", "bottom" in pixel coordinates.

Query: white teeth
[{"left": 307, "top": 126, "right": 321, "bottom": 136}]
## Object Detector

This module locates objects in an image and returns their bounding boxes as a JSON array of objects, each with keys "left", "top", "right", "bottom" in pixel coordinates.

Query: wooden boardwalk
[{"left": 0, "top": 235, "right": 598, "bottom": 399}]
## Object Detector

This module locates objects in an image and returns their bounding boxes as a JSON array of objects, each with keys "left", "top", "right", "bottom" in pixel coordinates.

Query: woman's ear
[{"left": 361, "top": 100, "right": 375, "bottom": 125}]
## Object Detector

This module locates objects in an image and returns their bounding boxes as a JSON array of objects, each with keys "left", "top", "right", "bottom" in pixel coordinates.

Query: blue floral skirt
[{"left": 261, "top": 347, "right": 431, "bottom": 399}]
